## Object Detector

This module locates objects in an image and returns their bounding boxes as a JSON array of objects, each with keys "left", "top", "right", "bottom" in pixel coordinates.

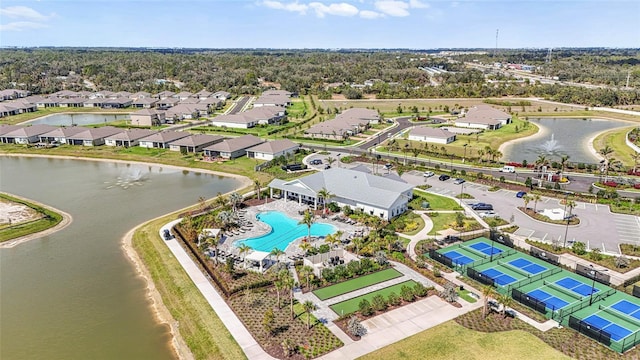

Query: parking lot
[{"left": 403, "top": 170, "right": 640, "bottom": 254}]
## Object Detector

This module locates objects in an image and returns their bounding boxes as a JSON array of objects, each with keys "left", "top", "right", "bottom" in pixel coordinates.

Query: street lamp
[
  {"left": 561, "top": 192, "right": 574, "bottom": 249},
  {"left": 588, "top": 265, "right": 608, "bottom": 306},
  {"left": 459, "top": 182, "right": 465, "bottom": 205},
  {"left": 463, "top": 144, "right": 468, "bottom": 163}
]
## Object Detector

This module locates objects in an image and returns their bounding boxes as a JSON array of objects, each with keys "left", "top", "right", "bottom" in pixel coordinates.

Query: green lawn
[
  {"left": 329, "top": 280, "right": 417, "bottom": 316},
  {"left": 359, "top": 320, "right": 571, "bottom": 360},
  {"left": 457, "top": 289, "right": 477, "bottom": 303},
  {"left": 593, "top": 125, "right": 637, "bottom": 166},
  {"left": 426, "top": 212, "right": 481, "bottom": 235},
  {"left": 0, "top": 193, "right": 63, "bottom": 242},
  {"left": 313, "top": 268, "right": 403, "bottom": 301},
  {"left": 412, "top": 189, "right": 462, "bottom": 210}
]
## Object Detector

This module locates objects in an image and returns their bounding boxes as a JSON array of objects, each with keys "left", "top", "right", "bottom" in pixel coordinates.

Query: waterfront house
[
  {"left": 203, "top": 135, "right": 263, "bottom": 159},
  {"left": 104, "top": 129, "right": 158, "bottom": 147},
  {"left": 408, "top": 126, "right": 457, "bottom": 144},
  {"left": 1, "top": 124, "right": 58, "bottom": 144},
  {"left": 130, "top": 109, "right": 166, "bottom": 126},
  {"left": 138, "top": 130, "right": 191, "bottom": 149},
  {"left": 246, "top": 139, "right": 300, "bottom": 161},
  {"left": 66, "top": 126, "right": 124, "bottom": 146},
  {"left": 168, "top": 134, "right": 224, "bottom": 153}
]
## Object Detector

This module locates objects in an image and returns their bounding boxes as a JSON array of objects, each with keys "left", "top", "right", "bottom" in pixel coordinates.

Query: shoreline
[
  {"left": 497, "top": 121, "right": 545, "bottom": 155},
  {"left": 121, "top": 219, "right": 194, "bottom": 360},
  {"left": 0, "top": 192, "right": 73, "bottom": 248}
]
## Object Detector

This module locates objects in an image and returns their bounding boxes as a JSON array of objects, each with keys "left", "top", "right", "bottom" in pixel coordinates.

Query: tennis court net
[
  {"left": 599, "top": 305, "right": 640, "bottom": 329},
  {"left": 459, "top": 243, "right": 488, "bottom": 259},
  {"left": 543, "top": 280, "right": 582, "bottom": 301},
  {"left": 497, "top": 260, "right": 530, "bottom": 278}
]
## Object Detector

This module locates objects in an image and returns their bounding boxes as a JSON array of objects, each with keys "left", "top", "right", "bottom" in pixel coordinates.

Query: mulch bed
[{"left": 456, "top": 309, "right": 640, "bottom": 360}]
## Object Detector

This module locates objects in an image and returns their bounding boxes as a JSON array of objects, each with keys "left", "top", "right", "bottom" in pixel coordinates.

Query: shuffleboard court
[
  {"left": 313, "top": 268, "right": 403, "bottom": 301},
  {"left": 329, "top": 280, "right": 418, "bottom": 316}
]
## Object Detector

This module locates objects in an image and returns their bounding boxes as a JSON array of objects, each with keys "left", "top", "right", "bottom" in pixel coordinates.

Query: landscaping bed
[
  {"left": 312, "top": 268, "right": 403, "bottom": 300},
  {"left": 518, "top": 207, "right": 580, "bottom": 225},
  {"left": 455, "top": 309, "right": 638, "bottom": 360},
  {"left": 330, "top": 280, "right": 426, "bottom": 316}
]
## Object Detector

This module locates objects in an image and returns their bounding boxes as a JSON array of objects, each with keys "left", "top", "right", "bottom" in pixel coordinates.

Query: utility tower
[
  {"left": 495, "top": 29, "right": 499, "bottom": 58},
  {"left": 545, "top": 48, "right": 553, "bottom": 78}
]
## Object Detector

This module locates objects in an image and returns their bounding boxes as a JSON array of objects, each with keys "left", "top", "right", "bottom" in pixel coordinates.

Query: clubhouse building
[{"left": 268, "top": 167, "right": 414, "bottom": 220}]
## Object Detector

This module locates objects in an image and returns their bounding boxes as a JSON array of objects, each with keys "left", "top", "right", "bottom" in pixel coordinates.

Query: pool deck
[{"left": 218, "top": 199, "right": 364, "bottom": 257}]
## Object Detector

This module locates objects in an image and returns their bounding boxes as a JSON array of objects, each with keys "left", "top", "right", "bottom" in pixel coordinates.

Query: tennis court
[
  {"left": 312, "top": 268, "right": 403, "bottom": 301},
  {"left": 441, "top": 250, "right": 475, "bottom": 265},
  {"left": 526, "top": 288, "right": 571, "bottom": 310},
  {"left": 582, "top": 314, "right": 633, "bottom": 341},
  {"left": 506, "top": 258, "right": 548, "bottom": 275},
  {"left": 329, "top": 280, "right": 418, "bottom": 316},
  {"left": 479, "top": 267, "right": 519, "bottom": 286},
  {"left": 554, "top": 277, "right": 599, "bottom": 297}
]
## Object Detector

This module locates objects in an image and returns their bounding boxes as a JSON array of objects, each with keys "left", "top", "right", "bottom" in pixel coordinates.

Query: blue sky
[{"left": 1, "top": 0, "right": 638, "bottom": 48}]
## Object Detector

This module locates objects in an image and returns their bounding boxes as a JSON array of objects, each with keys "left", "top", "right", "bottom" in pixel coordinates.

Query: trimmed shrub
[
  {"left": 358, "top": 299, "right": 374, "bottom": 316},
  {"left": 371, "top": 294, "right": 388, "bottom": 311}
]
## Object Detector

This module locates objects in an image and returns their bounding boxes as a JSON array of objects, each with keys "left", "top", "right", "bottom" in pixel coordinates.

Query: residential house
[
  {"left": 0, "top": 125, "right": 23, "bottom": 140},
  {"left": 210, "top": 106, "right": 284, "bottom": 129},
  {"left": 0, "top": 103, "right": 20, "bottom": 117},
  {"left": 130, "top": 109, "right": 166, "bottom": 126},
  {"left": 59, "top": 98, "right": 86, "bottom": 107},
  {"left": 0, "top": 89, "right": 30, "bottom": 101},
  {"left": 131, "top": 97, "right": 158, "bottom": 109},
  {"left": 455, "top": 105, "right": 511, "bottom": 130},
  {"left": 51, "top": 90, "right": 78, "bottom": 98},
  {"left": 1, "top": 124, "right": 57, "bottom": 144},
  {"left": 262, "top": 90, "right": 292, "bottom": 97},
  {"left": 156, "top": 97, "right": 180, "bottom": 109},
  {"left": 305, "top": 107, "right": 377, "bottom": 140},
  {"left": 156, "top": 91, "right": 176, "bottom": 100},
  {"left": 199, "top": 97, "right": 224, "bottom": 109},
  {"left": 165, "top": 103, "right": 208, "bottom": 120},
  {"left": 253, "top": 94, "right": 291, "bottom": 108},
  {"left": 168, "top": 134, "right": 223, "bottom": 153},
  {"left": 408, "top": 126, "right": 457, "bottom": 144},
  {"left": 65, "top": 126, "right": 123, "bottom": 146},
  {"left": 104, "top": 129, "right": 158, "bottom": 147},
  {"left": 39, "top": 126, "right": 88, "bottom": 144},
  {"left": 114, "top": 91, "right": 132, "bottom": 98},
  {"left": 130, "top": 91, "right": 152, "bottom": 99},
  {"left": 36, "top": 97, "right": 62, "bottom": 108},
  {"left": 246, "top": 139, "right": 299, "bottom": 161},
  {"left": 101, "top": 98, "right": 132, "bottom": 109},
  {"left": 138, "top": 131, "right": 191, "bottom": 149},
  {"left": 203, "top": 135, "right": 263, "bottom": 159},
  {"left": 84, "top": 98, "right": 106, "bottom": 108},
  {"left": 268, "top": 167, "right": 414, "bottom": 220},
  {"left": 212, "top": 91, "right": 231, "bottom": 100},
  {"left": 194, "top": 90, "right": 212, "bottom": 100},
  {"left": 173, "top": 91, "right": 193, "bottom": 101}
]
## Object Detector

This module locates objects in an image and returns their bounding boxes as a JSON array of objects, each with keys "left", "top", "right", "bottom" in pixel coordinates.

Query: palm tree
[
  {"left": 317, "top": 187, "right": 333, "bottom": 213},
  {"left": 498, "top": 293, "right": 514, "bottom": 317},
  {"left": 282, "top": 274, "right": 296, "bottom": 319},
  {"left": 238, "top": 244, "right": 251, "bottom": 267},
  {"left": 477, "top": 149, "right": 485, "bottom": 163},
  {"left": 532, "top": 194, "right": 541, "bottom": 213},
  {"left": 217, "top": 210, "right": 233, "bottom": 230},
  {"left": 536, "top": 155, "right": 548, "bottom": 179},
  {"left": 411, "top": 147, "right": 421, "bottom": 165},
  {"left": 482, "top": 285, "right": 497, "bottom": 318},
  {"left": 523, "top": 195, "right": 532, "bottom": 210},
  {"left": 631, "top": 152, "right": 640, "bottom": 174},
  {"left": 559, "top": 154, "right": 570, "bottom": 180},
  {"left": 299, "top": 210, "right": 315, "bottom": 241},
  {"left": 253, "top": 178, "right": 262, "bottom": 200},
  {"left": 229, "top": 192, "right": 243, "bottom": 213},
  {"left": 325, "top": 231, "right": 343, "bottom": 248},
  {"left": 270, "top": 247, "right": 285, "bottom": 263},
  {"left": 303, "top": 300, "right": 316, "bottom": 329},
  {"left": 599, "top": 145, "right": 615, "bottom": 182},
  {"left": 352, "top": 237, "right": 364, "bottom": 255},
  {"left": 299, "top": 240, "right": 313, "bottom": 255},
  {"left": 299, "top": 265, "right": 314, "bottom": 290},
  {"left": 566, "top": 200, "right": 577, "bottom": 216},
  {"left": 325, "top": 156, "right": 336, "bottom": 168}
]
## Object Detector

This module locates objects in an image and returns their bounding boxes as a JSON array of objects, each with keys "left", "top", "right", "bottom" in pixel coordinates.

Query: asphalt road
[{"left": 228, "top": 96, "right": 249, "bottom": 114}]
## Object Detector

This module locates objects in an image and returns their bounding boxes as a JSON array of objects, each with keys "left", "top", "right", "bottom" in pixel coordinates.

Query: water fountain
[
  {"left": 539, "top": 133, "right": 562, "bottom": 153},
  {"left": 105, "top": 168, "right": 149, "bottom": 189}
]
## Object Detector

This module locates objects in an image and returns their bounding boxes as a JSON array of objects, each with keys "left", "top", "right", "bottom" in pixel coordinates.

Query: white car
[
  {"left": 479, "top": 211, "right": 497, "bottom": 218},
  {"left": 423, "top": 171, "right": 435, "bottom": 178}
]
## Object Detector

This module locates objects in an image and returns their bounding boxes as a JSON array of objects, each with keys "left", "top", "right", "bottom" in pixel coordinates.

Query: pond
[
  {"left": 501, "top": 118, "right": 632, "bottom": 164},
  {"left": 0, "top": 156, "right": 243, "bottom": 360},
  {"left": 25, "top": 113, "right": 131, "bottom": 126}
]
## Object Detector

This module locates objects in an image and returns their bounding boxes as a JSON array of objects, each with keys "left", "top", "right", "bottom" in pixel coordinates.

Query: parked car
[
  {"left": 310, "top": 159, "right": 323, "bottom": 165},
  {"left": 453, "top": 178, "right": 466, "bottom": 185},
  {"left": 472, "top": 203, "right": 494, "bottom": 211},
  {"left": 479, "top": 211, "right": 497, "bottom": 217},
  {"left": 163, "top": 229, "right": 172, "bottom": 240},
  {"left": 500, "top": 165, "right": 516, "bottom": 173},
  {"left": 516, "top": 191, "right": 527, "bottom": 198},
  {"left": 423, "top": 171, "right": 435, "bottom": 178},
  {"left": 438, "top": 174, "right": 451, "bottom": 181},
  {"left": 324, "top": 164, "right": 331, "bottom": 170}
]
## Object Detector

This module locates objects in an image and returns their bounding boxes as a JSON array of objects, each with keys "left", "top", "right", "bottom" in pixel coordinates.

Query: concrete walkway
[
  {"left": 160, "top": 219, "right": 277, "bottom": 360},
  {"left": 397, "top": 210, "right": 434, "bottom": 260}
]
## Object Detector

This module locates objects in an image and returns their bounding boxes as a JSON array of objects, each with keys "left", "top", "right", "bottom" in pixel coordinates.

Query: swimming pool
[{"left": 235, "top": 211, "right": 337, "bottom": 252}]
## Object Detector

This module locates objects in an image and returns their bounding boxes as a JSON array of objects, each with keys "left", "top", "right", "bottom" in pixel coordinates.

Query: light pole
[
  {"left": 588, "top": 265, "right": 608, "bottom": 306},
  {"left": 562, "top": 192, "right": 573, "bottom": 249},
  {"left": 459, "top": 182, "right": 465, "bottom": 205},
  {"left": 463, "top": 144, "right": 468, "bottom": 163}
]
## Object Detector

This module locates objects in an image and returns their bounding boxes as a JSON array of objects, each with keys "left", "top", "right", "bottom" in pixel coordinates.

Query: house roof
[
  {"left": 246, "top": 139, "right": 299, "bottom": 154},
  {"left": 3, "top": 124, "right": 58, "bottom": 138},
  {"left": 130, "top": 91, "right": 151, "bottom": 99},
  {"left": 459, "top": 105, "right": 510, "bottom": 125},
  {"left": 59, "top": 97, "right": 86, "bottom": 104},
  {"left": 409, "top": 126, "right": 456, "bottom": 139},
  {"left": 212, "top": 106, "right": 282, "bottom": 125},
  {"left": 262, "top": 90, "right": 292, "bottom": 97},
  {"left": 138, "top": 130, "right": 191, "bottom": 144},
  {"left": 105, "top": 129, "right": 158, "bottom": 141},
  {"left": 40, "top": 126, "right": 88, "bottom": 138},
  {"left": 132, "top": 98, "right": 158, "bottom": 105},
  {"left": 132, "top": 108, "right": 164, "bottom": 116},
  {"left": 69, "top": 126, "right": 123, "bottom": 140},
  {"left": 194, "top": 90, "right": 212, "bottom": 97},
  {"left": 253, "top": 94, "right": 290, "bottom": 106},
  {"left": 269, "top": 167, "right": 413, "bottom": 209},
  {"left": 174, "top": 91, "right": 193, "bottom": 98},
  {"left": 169, "top": 134, "right": 223, "bottom": 147},
  {"left": 166, "top": 104, "right": 206, "bottom": 116},
  {"left": 212, "top": 91, "right": 230, "bottom": 98},
  {"left": 203, "top": 135, "right": 263, "bottom": 153},
  {"left": 0, "top": 124, "right": 23, "bottom": 136}
]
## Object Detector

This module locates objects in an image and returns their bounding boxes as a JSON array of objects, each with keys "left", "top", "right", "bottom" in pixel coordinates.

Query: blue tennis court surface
[
  {"left": 611, "top": 300, "right": 640, "bottom": 321},
  {"left": 583, "top": 314, "right": 633, "bottom": 341},
  {"left": 528, "top": 289, "right": 570, "bottom": 310},
  {"left": 481, "top": 268, "right": 517, "bottom": 286},
  {"left": 469, "top": 242, "right": 503, "bottom": 256},
  {"left": 443, "top": 250, "right": 474, "bottom": 265},
  {"left": 555, "top": 277, "right": 598, "bottom": 297},
  {"left": 508, "top": 258, "right": 547, "bottom": 275}
]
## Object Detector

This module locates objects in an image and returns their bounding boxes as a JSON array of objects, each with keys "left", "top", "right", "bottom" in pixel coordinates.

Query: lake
[
  {"left": 502, "top": 118, "right": 632, "bottom": 164},
  {"left": 25, "top": 113, "right": 131, "bottom": 126},
  {"left": 0, "top": 156, "right": 243, "bottom": 360}
]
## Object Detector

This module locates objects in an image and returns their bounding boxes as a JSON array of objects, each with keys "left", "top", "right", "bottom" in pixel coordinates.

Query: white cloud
[
  {"left": 409, "top": 0, "right": 429, "bottom": 9},
  {"left": 308, "top": 2, "right": 359, "bottom": 18},
  {"left": 0, "top": 6, "right": 54, "bottom": 21},
  {"left": 359, "top": 10, "right": 384, "bottom": 19},
  {"left": 261, "top": 1, "right": 308, "bottom": 15},
  {"left": 374, "top": 0, "right": 410, "bottom": 17},
  {"left": 0, "top": 21, "right": 48, "bottom": 31}
]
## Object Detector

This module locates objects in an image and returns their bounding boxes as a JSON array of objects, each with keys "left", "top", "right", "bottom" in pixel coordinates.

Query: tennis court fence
[
  {"left": 467, "top": 267, "right": 495, "bottom": 287},
  {"left": 511, "top": 288, "right": 549, "bottom": 315},
  {"left": 505, "top": 267, "right": 562, "bottom": 295},
  {"left": 555, "top": 288, "right": 616, "bottom": 320},
  {"left": 497, "top": 259, "right": 531, "bottom": 278},
  {"left": 428, "top": 249, "right": 453, "bottom": 268},
  {"left": 568, "top": 315, "right": 612, "bottom": 347}
]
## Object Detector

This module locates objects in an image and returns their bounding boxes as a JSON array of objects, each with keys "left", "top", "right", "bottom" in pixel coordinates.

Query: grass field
[
  {"left": 359, "top": 320, "right": 571, "bottom": 360},
  {"left": 132, "top": 215, "right": 246, "bottom": 360},
  {"left": 313, "top": 268, "right": 403, "bottom": 301},
  {"left": 329, "top": 280, "right": 417, "bottom": 316},
  {"left": 0, "top": 193, "right": 63, "bottom": 242},
  {"left": 412, "top": 189, "right": 462, "bottom": 211},
  {"left": 593, "top": 125, "right": 637, "bottom": 166},
  {"left": 427, "top": 212, "right": 481, "bottom": 235}
]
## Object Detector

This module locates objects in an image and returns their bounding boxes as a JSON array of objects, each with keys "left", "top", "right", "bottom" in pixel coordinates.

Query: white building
[
  {"left": 246, "top": 139, "right": 299, "bottom": 161},
  {"left": 408, "top": 126, "right": 456, "bottom": 144}
]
